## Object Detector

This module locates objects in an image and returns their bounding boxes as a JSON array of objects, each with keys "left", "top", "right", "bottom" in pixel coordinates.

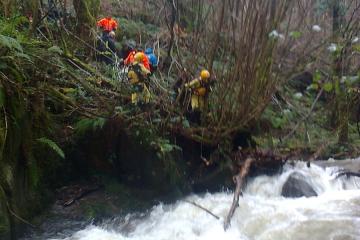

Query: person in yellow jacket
[
  {"left": 128, "top": 52, "right": 151, "bottom": 105},
  {"left": 185, "top": 70, "right": 211, "bottom": 111}
]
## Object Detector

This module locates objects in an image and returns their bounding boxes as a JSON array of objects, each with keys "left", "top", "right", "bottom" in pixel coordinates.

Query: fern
[
  {"left": 14, "top": 52, "right": 31, "bottom": 62},
  {"left": 0, "top": 34, "right": 23, "bottom": 52},
  {"left": 48, "top": 46, "right": 63, "bottom": 55},
  {"left": 37, "top": 137, "right": 65, "bottom": 159},
  {"left": 75, "top": 117, "right": 106, "bottom": 135},
  {"left": 92, "top": 117, "right": 106, "bottom": 130}
]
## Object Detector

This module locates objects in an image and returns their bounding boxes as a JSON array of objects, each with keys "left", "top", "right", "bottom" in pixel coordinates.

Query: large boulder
[{"left": 281, "top": 172, "right": 318, "bottom": 198}]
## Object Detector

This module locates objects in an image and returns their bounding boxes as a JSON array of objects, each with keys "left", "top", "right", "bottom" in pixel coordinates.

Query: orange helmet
[
  {"left": 134, "top": 52, "right": 145, "bottom": 63},
  {"left": 200, "top": 70, "right": 210, "bottom": 80}
]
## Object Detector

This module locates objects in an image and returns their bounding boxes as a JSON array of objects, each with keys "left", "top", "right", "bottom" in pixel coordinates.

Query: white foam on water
[{"left": 52, "top": 160, "right": 360, "bottom": 240}]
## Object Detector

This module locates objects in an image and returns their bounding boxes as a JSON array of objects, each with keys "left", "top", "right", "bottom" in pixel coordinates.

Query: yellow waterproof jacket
[
  {"left": 128, "top": 63, "right": 151, "bottom": 85},
  {"left": 185, "top": 77, "right": 208, "bottom": 97}
]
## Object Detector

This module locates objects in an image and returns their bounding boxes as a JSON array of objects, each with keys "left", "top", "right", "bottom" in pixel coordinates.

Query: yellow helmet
[
  {"left": 134, "top": 52, "right": 145, "bottom": 63},
  {"left": 200, "top": 70, "right": 210, "bottom": 79}
]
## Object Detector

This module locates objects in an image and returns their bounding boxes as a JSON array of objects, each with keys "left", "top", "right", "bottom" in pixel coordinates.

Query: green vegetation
[{"left": 0, "top": 0, "right": 359, "bottom": 238}]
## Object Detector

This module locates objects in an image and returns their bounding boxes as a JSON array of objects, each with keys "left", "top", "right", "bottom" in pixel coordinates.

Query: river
[{"left": 30, "top": 159, "right": 360, "bottom": 240}]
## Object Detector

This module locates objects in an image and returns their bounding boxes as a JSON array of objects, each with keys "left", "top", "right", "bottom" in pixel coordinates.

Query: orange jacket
[
  {"left": 124, "top": 51, "right": 150, "bottom": 71},
  {"left": 97, "top": 18, "right": 118, "bottom": 32},
  {"left": 124, "top": 51, "right": 136, "bottom": 65},
  {"left": 142, "top": 53, "right": 150, "bottom": 71}
]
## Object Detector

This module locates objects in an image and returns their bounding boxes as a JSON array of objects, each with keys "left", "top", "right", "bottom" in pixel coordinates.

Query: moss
[
  {"left": 0, "top": 186, "right": 10, "bottom": 239},
  {"left": 82, "top": 202, "right": 109, "bottom": 220},
  {"left": 118, "top": 17, "right": 160, "bottom": 44},
  {"left": 73, "top": 0, "right": 100, "bottom": 38}
]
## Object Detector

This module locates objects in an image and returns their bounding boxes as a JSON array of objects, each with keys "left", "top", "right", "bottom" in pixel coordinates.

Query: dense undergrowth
[
  {"left": 0, "top": 0, "right": 359, "bottom": 238},
  {"left": 256, "top": 85, "right": 360, "bottom": 158},
  {"left": 0, "top": 14, "right": 189, "bottom": 238}
]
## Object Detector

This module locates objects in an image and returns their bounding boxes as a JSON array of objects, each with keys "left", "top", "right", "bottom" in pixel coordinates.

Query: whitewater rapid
[{"left": 52, "top": 160, "right": 360, "bottom": 240}]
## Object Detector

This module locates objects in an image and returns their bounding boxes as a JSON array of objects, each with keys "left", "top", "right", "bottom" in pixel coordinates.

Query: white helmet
[{"left": 109, "top": 31, "right": 116, "bottom": 38}]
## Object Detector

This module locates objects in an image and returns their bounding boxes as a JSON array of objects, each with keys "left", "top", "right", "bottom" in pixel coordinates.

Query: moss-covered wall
[
  {"left": 0, "top": 87, "right": 61, "bottom": 239},
  {"left": 0, "top": 13, "right": 82, "bottom": 237},
  {"left": 69, "top": 118, "right": 189, "bottom": 193}
]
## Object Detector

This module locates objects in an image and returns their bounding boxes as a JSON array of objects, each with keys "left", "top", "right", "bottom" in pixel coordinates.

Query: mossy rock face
[
  {"left": 0, "top": 192, "right": 10, "bottom": 240},
  {"left": 70, "top": 119, "right": 189, "bottom": 194},
  {"left": 114, "top": 132, "right": 186, "bottom": 190},
  {"left": 0, "top": 82, "right": 63, "bottom": 239}
]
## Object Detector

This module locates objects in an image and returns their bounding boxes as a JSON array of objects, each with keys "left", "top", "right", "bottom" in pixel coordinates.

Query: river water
[{"left": 43, "top": 160, "right": 360, "bottom": 240}]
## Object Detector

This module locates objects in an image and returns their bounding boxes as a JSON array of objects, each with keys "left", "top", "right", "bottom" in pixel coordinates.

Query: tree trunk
[
  {"left": 163, "top": 0, "right": 177, "bottom": 70},
  {"left": 73, "top": 0, "right": 100, "bottom": 39},
  {"left": 1, "top": 0, "right": 16, "bottom": 18},
  {"left": 207, "top": 1, "right": 225, "bottom": 73},
  {"left": 331, "top": 0, "right": 348, "bottom": 144}
]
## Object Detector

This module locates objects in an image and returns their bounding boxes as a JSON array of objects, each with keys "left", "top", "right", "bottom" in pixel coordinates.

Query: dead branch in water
[
  {"left": 224, "top": 157, "right": 254, "bottom": 230},
  {"left": 184, "top": 200, "right": 220, "bottom": 220},
  {"left": 307, "top": 140, "right": 332, "bottom": 167}
]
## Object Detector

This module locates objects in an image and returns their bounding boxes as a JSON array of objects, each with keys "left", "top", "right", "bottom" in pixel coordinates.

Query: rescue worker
[
  {"left": 97, "top": 31, "right": 117, "bottom": 65},
  {"left": 185, "top": 70, "right": 211, "bottom": 111},
  {"left": 128, "top": 52, "right": 151, "bottom": 105},
  {"left": 145, "top": 48, "right": 158, "bottom": 73},
  {"left": 184, "top": 70, "right": 211, "bottom": 124},
  {"left": 125, "top": 51, "right": 151, "bottom": 71},
  {"left": 124, "top": 48, "right": 137, "bottom": 66},
  {"left": 120, "top": 40, "right": 136, "bottom": 60},
  {"left": 97, "top": 16, "right": 118, "bottom": 36}
]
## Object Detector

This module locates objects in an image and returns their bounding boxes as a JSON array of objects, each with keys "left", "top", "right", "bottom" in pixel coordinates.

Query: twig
[
  {"left": 184, "top": 200, "right": 220, "bottom": 220},
  {"left": 63, "top": 185, "right": 102, "bottom": 207},
  {"left": 6, "top": 202, "right": 36, "bottom": 229},
  {"left": 308, "top": 140, "right": 332, "bottom": 162},
  {"left": 283, "top": 88, "right": 324, "bottom": 141}
]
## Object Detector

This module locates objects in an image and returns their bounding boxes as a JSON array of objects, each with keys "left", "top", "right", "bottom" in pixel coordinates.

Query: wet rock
[
  {"left": 56, "top": 180, "right": 103, "bottom": 207},
  {"left": 281, "top": 172, "right": 317, "bottom": 198},
  {"left": 315, "top": 159, "right": 360, "bottom": 173}
]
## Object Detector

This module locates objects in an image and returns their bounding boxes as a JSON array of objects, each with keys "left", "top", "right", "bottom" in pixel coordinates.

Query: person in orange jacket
[
  {"left": 97, "top": 16, "right": 118, "bottom": 36},
  {"left": 128, "top": 52, "right": 152, "bottom": 105},
  {"left": 124, "top": 51, "right": 150, "bottom": 71},
  {"left": 139, "top": 52, "right": 150, "bottom": 71},
  {"left": 124, "top": 50, "right": 137, "bottom": 66}
]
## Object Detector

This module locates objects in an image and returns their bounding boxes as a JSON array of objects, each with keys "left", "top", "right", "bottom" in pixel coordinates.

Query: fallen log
[{"left": 224, "top": 157, "right": 254, "bottom": 230}]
